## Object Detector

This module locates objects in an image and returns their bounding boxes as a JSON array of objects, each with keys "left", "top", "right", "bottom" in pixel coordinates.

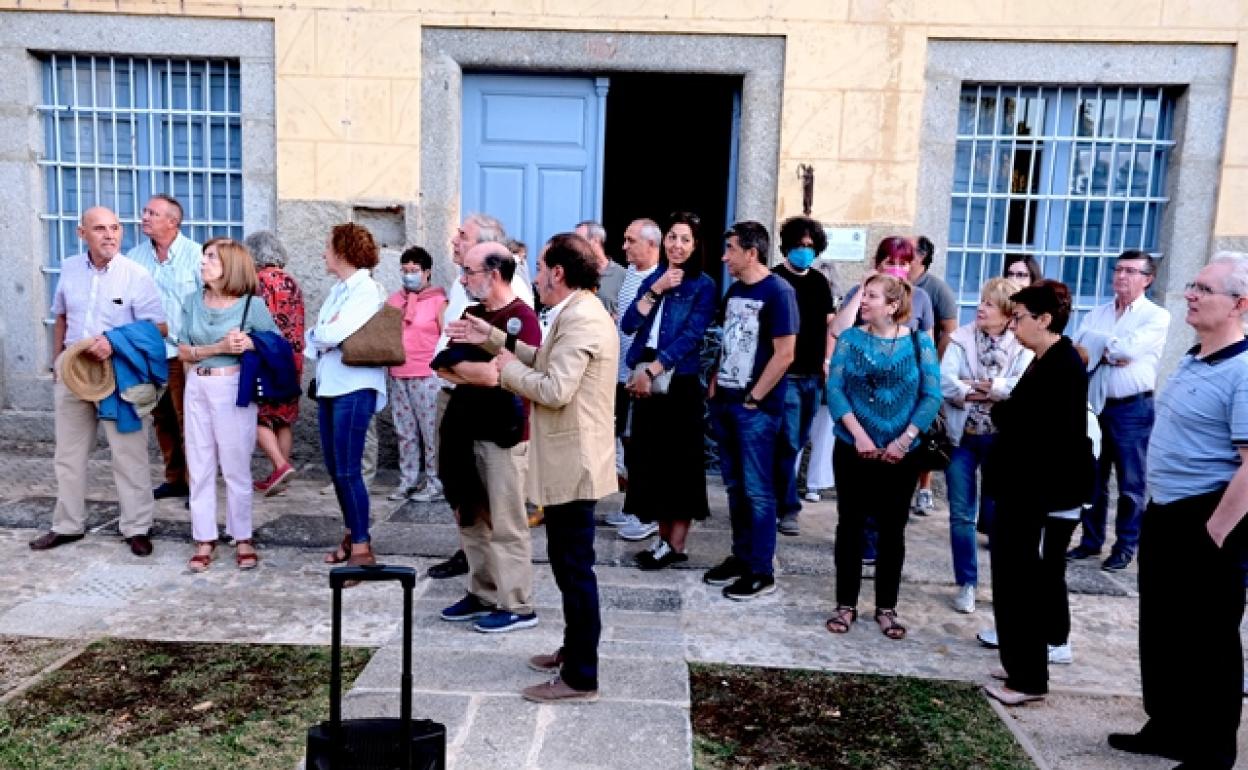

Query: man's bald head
[
  {"left": 464, "top": 241, "right": 517, "bottom": 283},
  {"left": 78, "top": 206, "right": 123, "bottom": 264}
]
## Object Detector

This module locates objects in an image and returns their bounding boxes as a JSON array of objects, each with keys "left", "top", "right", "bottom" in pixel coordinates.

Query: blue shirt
[
  {"left": 714, "top": 273, "right": 799, "bottom": 411},
  {"left": 128, "top": 232, "right": 203, "bottom": 358},
  {"left": 826, "top": 327, "right": 942, "bottom": 448},
  {"left": 1147, "top": 338, "right": 1248, "bottom": 504}
]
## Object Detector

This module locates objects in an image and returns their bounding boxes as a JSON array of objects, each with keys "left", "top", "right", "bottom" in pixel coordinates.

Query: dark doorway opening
[{"left": 601, "top": 73, "right": 740, "bottom": 291}]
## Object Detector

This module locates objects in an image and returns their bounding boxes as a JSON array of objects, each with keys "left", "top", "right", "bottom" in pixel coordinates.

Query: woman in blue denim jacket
[{"left": 620, "top": 212, "right": 719, "bottom": 570}]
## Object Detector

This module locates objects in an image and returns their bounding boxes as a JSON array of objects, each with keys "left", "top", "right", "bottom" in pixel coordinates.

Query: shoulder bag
[
  {"left": 909, "top": 331, "right": 952, "bottom": 471},
  {"left": 340, "top": 284, "right": 405, "bottom": 367}
]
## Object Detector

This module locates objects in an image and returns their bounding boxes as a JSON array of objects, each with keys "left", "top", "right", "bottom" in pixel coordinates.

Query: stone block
[
  {"left": 771, "top": 0, "right": 850, "bottom": 21},
  {"left": 345, "top": 78, "right": 394, "bottom": 144},
  {"left": 455, "top": 696, "right": 539, "bottom": 767},
  {"left": 392, "top": 78, "right": 422, "bottom": 141},
  {"left": 537, "top": 701, "right": 691, "bottom": 769},
  {"left": 1216, "top": 165, "right": 1248, "bottom": 236},
  {"left": 341, "top": 689, "right": 471, "bottom": 743},
  {"left": 278, "top": 78, "right": 349, "bottom": 142},
  {"left": 781, "top": 88, "right": 843, "bottom": 160},
  {"left": 1221, "top": 97, "right": 1248, "bottom": 167},
  {"left": 275, "top": 10, "right": 318, "bottom": 76},
  {"left": 1001, "top": 0, "right": 1163, "bottom": 28},
  {"left": 1160, "top": 0, "right": 1246, "bottom": 29},
  {"left": 786, "top": 24, "right": 900, "bottom": 91},
  {"left": 277, "top": 140, "right": 318, "bottom": 199},
  {"left": 542, "top": 0, "right": 694, "bottom": 20}
]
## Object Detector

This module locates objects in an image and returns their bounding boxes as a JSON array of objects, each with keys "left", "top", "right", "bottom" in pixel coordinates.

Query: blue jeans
[
  {"left": 544, "top": 499, "right": 601, "bottom": 691},
  {"left": 318, "top": 389, "right": 377, "bottom": 544},
  {"left": 711, "top": 400, "right": 782, "bottom": 576},
  {"left": 944, "top": 432, "right": 999, "bottom": 587},
  {"left": 776, "top": 374, "right": 822, "bottom": 519},
  {"left": 1080, "top": 395, "right": 1153, "bottom": 557}
]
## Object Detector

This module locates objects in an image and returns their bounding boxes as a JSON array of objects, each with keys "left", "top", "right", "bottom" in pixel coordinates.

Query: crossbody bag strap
[{"left": 239, "top": 294, "right": 253, "bottom": 333}]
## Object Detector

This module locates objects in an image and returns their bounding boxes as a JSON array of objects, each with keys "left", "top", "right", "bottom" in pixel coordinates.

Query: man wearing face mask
[
  {"left": 385, "top": 247, "right": 449, "bottom": 502},
  {"left": 772, "top": 216, "right": 836, "bottom": 536}
]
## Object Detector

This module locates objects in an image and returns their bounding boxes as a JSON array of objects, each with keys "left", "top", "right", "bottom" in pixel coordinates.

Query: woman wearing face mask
[
  {"left": 386, "top": 246, "right": 449, "bottom": 502},
  {"left": 617, "top": 211, "right": 718, "bottom": 565}
]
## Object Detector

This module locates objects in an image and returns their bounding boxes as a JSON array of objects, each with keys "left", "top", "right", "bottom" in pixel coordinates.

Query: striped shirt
[
  {"left": 616, "top": 263, "right": 659, "bottom": 382},
  {"left": 128, "top": 232, "right": 203, "bottom": 358}
]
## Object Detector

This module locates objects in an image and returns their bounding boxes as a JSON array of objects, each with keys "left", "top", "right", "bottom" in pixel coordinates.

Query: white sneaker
[
  {"left": 387, "top": 486, "right": 416, "bottom": 501},
  {"left": 953, "top": 584, "right": 976, "bottom": 614},
  {"left": 410, "top": 483, "right": 445, "bottom": 503},
  {"left": 914, "top": 488, "right": 935, "bottom": 513},
  {"left": 320, "top": 482, "right": 335, "bottom": 496},
  {"left": 1047, "top": 642, "right": 1073, "bottom": 664},
  {"left": 977, "top": 627, "right": 999, "bottom": 648},
  {"left": 604, "top": 510, "right": 631, "bottom": 527},
  {"left": 803, "top": 490, "right": 821, "bottom": 503},
  {"left": 618, "top": 516, "right": 658, "bottom": 541}
]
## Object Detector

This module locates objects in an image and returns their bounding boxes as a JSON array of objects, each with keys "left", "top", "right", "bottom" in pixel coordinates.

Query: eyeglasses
[
  {"left": 1113, "top": 265, "right": 1152, "bottom": 277},
  {"left": 1005, "top": 270, "right": 1032, "bottom": 280},
  {"left": 460, "top": 265, "right": 492, "bottom": 277},
  {"left": 1185, "top": 281, "right": 1240, "bottom": 299},
  {"left": 1008, "top": 311, "right": 1039, "bottom": 325}
]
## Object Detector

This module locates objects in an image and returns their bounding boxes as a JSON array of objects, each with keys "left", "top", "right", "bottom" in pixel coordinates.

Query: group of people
[{"left": 21, "top": 193, "right": 1248, "bottom": 762}]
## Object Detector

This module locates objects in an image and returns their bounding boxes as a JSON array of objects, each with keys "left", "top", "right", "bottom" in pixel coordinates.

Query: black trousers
[
  {"left": 1139, "top": 490, "right": 1245, "bottom": 769},
  {"left": 545, "top": 499, "right": 602, "bottom": 692},
  {"left": 990, "top": 503, "right": 1059, "bottom": 695},
  {"left": 1041, "top": 517, "right": 1078, "bottom": 647}
]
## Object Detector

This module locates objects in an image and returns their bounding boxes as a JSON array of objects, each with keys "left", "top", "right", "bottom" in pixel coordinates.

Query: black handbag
[{"left": 910, "top": 332, "right": 953, "bottom": 471}]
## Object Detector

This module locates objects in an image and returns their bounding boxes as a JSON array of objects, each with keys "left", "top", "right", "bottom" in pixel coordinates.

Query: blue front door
[{"left": 462, "top": 74, "right": 608, "bottom": 278}]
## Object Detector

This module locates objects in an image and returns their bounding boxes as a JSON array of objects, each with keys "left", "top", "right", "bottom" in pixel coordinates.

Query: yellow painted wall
[{"left": 9, "top": 0, "right": 1248, "bottom": 235}]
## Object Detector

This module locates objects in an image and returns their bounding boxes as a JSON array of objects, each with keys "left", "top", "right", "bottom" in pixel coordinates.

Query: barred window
[
  {"left": 947, "top": 84, "right": 1176, "bottom": 324},
  {"left": 37, "top": 54, "right": 243, "bottom": 317}
]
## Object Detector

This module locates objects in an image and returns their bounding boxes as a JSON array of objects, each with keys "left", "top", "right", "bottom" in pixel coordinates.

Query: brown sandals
[
  {"left": 235, "top": 539, "right": 259, "bottom": 570},
  {"left": 875, "top": 608, "right": 907, "bottom": 640},
  {"left": 324, "top": 533, "right": 352, "bottom": 564},
  {"left": 825, "top": 606, "right": 857, "bottom": 634},
  {"left": 188, "top": 541, "right": 217, "bottom": 573}
]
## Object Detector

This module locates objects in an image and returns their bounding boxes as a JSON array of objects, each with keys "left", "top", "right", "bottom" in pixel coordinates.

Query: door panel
[{"left": 462, "top": 74, "right": 607, "bottom": 278}]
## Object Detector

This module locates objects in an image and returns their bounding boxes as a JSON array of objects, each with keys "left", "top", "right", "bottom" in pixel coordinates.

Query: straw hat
[{"left": 59, "top": 338, "right": 115, "bottom": 402}]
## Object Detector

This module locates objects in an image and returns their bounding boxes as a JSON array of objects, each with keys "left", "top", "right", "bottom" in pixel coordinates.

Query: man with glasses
[
  {"left": 433, "top": 242, "right": 541, "bottom": 633},
  {"left": 1108, "top": 252, "right": 1248, "bottom": 770},
  {"left": 127, "top": 194, "right": 202, "bottom": 501},
  {"left": 1069, "top": 250, "right": 1170, "bottom": 572}
]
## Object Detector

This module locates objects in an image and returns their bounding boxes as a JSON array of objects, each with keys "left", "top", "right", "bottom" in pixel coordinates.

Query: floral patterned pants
[{"left": 390, "top": 375, "right": 442, "bottom": 490}]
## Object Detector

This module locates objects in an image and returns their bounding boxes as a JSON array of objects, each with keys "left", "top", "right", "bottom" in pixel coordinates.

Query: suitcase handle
[
  {"left": 327, "top": 563, "right": 415, "bottom": 761},
  {"left": 330, "top": 564, "right": 416, "bottom": 590}
]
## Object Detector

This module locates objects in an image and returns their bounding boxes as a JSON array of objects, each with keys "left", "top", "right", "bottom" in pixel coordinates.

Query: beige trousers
[
  {"left": 52, "top": 380, "right": 155, "bottom": 537},
  {"left": 460, "top": 440, "right": 533, "bottom": 613}
]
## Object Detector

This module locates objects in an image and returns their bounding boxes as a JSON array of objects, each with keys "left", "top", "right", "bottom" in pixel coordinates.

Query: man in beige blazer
[{"left": 448, "top": 232, "right": 618, "bottom": 704}]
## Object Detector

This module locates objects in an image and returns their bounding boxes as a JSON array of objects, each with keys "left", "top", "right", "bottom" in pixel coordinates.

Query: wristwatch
[{"left": 744, "top": 392, "right": 760, "bottom": 409}]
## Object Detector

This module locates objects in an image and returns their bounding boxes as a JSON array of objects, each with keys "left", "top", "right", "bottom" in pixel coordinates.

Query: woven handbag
[{"left": 340, "top": 303, "right": 405, "bottom": 367}]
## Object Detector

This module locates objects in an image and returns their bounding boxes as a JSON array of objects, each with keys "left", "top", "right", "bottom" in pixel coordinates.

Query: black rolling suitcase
[{"left": 306, "top": 564, "right": 446, "bottom": 770}]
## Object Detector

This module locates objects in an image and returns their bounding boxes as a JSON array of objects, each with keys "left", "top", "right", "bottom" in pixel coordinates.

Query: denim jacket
[{"left": 620, "top": 267, "right": 717, "bottom": 375}]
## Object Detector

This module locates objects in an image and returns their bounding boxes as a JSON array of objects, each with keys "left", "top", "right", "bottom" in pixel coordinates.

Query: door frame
[{"left": 419, "top": 28, "right": 785, "bottom": 287}]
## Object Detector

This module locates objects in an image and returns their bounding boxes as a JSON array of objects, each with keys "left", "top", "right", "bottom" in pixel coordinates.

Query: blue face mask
[
  {"left": 401, "top": 272, "right": 425, "bottom": 291},
  {"left": 788, "top": 246, "right": 816, "bottom": 271}
]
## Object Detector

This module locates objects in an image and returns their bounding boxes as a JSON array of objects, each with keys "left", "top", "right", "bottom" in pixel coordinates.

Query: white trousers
[{"left": 184, "top": 369, "right": 257, "bottom": 543}]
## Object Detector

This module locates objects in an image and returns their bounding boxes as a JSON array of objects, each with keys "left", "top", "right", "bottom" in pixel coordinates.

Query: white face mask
[{"left": 402, "top": 272, "right": 425, "bottom": 291}]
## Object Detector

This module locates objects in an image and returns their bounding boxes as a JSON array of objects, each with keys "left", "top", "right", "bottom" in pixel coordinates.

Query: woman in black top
[{"left": 984, "top": 280, "right": 1094, "bottom": 705}]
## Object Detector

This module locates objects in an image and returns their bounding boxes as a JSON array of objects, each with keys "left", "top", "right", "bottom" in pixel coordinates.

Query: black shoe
[
  {"left": 428, "top": 549, "right": 469, "bottom": 579},
  {"left": 1107, "top": 730, "right": 1185, "bottom": 761},
  {"left": 29, "top": 531, "right": 84, "bottom": 551},
  {"left": 723, "top": 573, "right": 777, "bottom": 601},
  {"left": 125, "top": 534, "right": 153, "bottom": 557},
  {"left": 1102, "top": 551, "right": 1133, "bottom": 572},
  {"left": 703, "top": 556, "right": 748, "bottom": 586},
  {"left": 153, "top": 482, "right": 189, "bottom": 500},
  {"left": 635, "top": 540, "right": 689, "bottom": 571},
  {"left": 1066, "top": 544, "right": 1101, "bottom": 561}
]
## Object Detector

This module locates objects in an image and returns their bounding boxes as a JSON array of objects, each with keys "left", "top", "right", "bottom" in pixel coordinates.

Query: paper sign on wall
[{"left": 824, "top": 227, "right": 868, "bottom": 262}]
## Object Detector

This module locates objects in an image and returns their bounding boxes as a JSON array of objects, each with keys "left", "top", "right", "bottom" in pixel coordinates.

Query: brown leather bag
[{"left": 340, "top": 303, "right": 405, "bottom": 367}]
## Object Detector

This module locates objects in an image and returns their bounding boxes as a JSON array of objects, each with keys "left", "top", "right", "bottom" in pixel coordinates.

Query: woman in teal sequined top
[{"left": 824, "top": 274, "right": 940, "bottom": 642}]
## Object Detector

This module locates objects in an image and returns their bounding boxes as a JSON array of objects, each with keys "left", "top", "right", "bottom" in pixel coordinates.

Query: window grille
[
  {"left": 37, "top": 54, "right": 243, "bottom": 320},
  {"left": 946, "top": 84, "right": 1177, "bottom": 325}
]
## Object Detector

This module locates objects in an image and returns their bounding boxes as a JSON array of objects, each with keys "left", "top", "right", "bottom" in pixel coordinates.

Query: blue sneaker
[
  {"left": 473, "top": 610, "right": 539, "bottom": 634},
  {"left": 440, "top": 593, "right": 493, "bottom": 622}
]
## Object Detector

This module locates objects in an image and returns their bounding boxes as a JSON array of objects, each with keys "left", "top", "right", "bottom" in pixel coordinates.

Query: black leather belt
[{"left": 1104, "top": 391, "right": 1153, "bottom": 407}]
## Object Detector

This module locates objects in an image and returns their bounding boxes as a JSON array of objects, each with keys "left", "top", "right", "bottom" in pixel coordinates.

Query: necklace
[{"left": 864, "top": 326, "right": 903, "bottom": 403}]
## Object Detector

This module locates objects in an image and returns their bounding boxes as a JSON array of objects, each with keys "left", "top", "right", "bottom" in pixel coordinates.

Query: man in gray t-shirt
[
  {"left": 1110, "top": 252, "right": 1248, "bottom": 770},
  {"left": 911, "top": 236, "right": 958, "bottom": 357}
]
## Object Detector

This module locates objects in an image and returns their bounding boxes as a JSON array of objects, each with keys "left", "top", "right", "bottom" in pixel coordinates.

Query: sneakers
[
  {"left": 319, "top": 482, "right": 335, "bottom": 496},
  {"left": 803, "top": 490, "right": 822, "bottom": 503},
  {"left": 618, "top": 516, "right": 658, "bottom": 541},
  {"left": 977, "top": 627, "right": 999, "bottom": 648},
  {"left": 410, "top": 482, "right": 445, "bottom": 503},
  {"left": 254, "top": 464, "right": 295, "bottom": 496},
  {"left": 723, "top": 573, "right": 777, "bottom": 601},
  {"left": 603, "top": 509, "right": 631, "bottom": 527},
  {"left": 386, "top": 485, "right": 417, "bottom": 501},
  {"left": 913, "top": 488, "right": 935, "bottom": 515},
  {"left": 953, "top": 584, "right": 976, "bottom": 614},
  {"left": 428, "top": 550, "right": 469, "bottom": 580},
  {"left": 521, "top": 675, "right": 599, "bottom": 704},
  {"left": 1065, "top": 544, "right": 1101, "bottom": 561},
  {"left": 473, "top": 610, "right": 539, "bottom": 634},
  {"left": 440, "top": 593, "right": 494, "bottom": 622},
  {"left": 777, "top": 513, "right": 801, "bottom": 536},
  {"left": 528, "top": 649, "right": 564, "bottom": 673},
  {"left": 703, "top": 556, "right": 749, "bottom": 586},
  {"left": 1101, "top": 551, "right": 1132, "bottom": 572},
  {"left": 153, "top": 481, "right": 189, "bottom": 500},
  {"left": 1048, "top": 642, "right": 1073, "bottom": 664},
  {"left": 635, "top": 539, "right": 688, "bottom": 571}
]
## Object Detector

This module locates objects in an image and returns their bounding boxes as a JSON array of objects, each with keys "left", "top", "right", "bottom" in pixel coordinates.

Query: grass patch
[
  {"left": 0, "top": 638, "right": 371, "bottom": 770},
  {"left": 691, "top": 663, "right": 1035, "bottom": 770}
]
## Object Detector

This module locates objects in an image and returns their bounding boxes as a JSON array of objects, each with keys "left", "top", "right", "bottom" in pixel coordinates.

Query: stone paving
[{"left": 0, "top": 437, "right": 1244, "bottom": 769}]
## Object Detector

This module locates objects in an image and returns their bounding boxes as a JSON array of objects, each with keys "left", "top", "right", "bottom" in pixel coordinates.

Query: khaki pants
[
  {"left": 460, "top": 440, "right": 533, "bottom": 613},
  {"left": 52, "top": 380, "right": 155, "bottom": 537}
]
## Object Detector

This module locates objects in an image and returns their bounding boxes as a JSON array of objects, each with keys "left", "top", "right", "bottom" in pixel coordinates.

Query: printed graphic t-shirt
[{"left": 714, "top": 273, "right": 799, "bottom": 411}]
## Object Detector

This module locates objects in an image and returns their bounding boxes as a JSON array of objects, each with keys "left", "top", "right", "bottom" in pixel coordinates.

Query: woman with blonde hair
[
  {"left": 824, "top": 273, "right": 941, "bottom": 640},
  {"left": 940, "top": 277, "right": 1032, "bottom": 614},
  {"left": 177, "top": 238, "right": 277, "bottom": 572}
]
